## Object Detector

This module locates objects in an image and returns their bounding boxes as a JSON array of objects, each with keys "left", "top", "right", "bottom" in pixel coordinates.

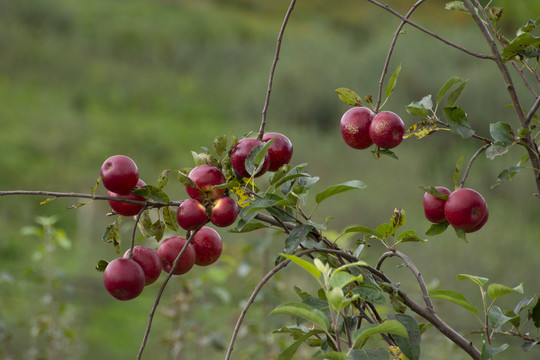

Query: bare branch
[
  {"left": 257, "top": 0, "right": 297, "bottom": 141},
  {"left": 525, "top": 95, "right": 540, "bottom": 127},
  {"left": 459, "top": 144, "right": 490, "bottom": 188}
]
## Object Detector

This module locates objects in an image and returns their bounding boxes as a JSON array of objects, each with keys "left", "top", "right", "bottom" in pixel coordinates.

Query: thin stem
[
  {"left": 376, "top": 250, "right": 434, "bottom": 312},
  {"left": 512, "top": 62, "right": 538, "bottom": 98},
  {"left": 257, "top": 0, "right": 297, "bottom": 141},
  {"left": 128, "top": 204, "right": 149, "bottom": 260},
  {"left": 137, "top": 231, "right": 197, "bottom": 360},
  {"left": 459, "top": 144, "right": 490, "bottom": 188},
  {"left": 375, "top": 0, "right": 427, "bottom": 111},
  {"left": 525, "top": 95, "right": 540, "bottom": 127},
  {"left": 365, "top": 0, "right": 492, "bottom": 60}
]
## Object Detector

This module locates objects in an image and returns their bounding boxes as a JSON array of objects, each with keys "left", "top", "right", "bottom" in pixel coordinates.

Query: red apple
[
  {"left": 210, "top": 196, "right": 239, "bottom": 227},
  {"left": 444, "top": 188, "right": 488, "bottom": 232},
  {"left": 230, "top": 138, "right": 270, "bottom": 178},
  {"left": 369, "top": 111, "right": 405, "bottom": 149},
  {"left": 123, "top": 246, "right": 162, "bottom": 285},
  {"left": 185, "top": 165, "right": 226, "bottom": 203},
  {"left": 108, "top": 179, "right": 146, "bottom": 216},
  {"left": 103, "top": 258, "right": 146, "bottom": 301},
  {"left": 192, "top": 226, "right": 222, "bottom": 266},
  {"left": 262, "top": 132, "right": 294, "bottom": 171},
  {"left": 423, "top": 186, "right": 451, "bottom": 224},
  {"left": 340, "top": 107, "right": 375, "bottom": 150},
  {"left": 177, "top": 198, "right": 209, "bottom": 230},
  {"left": 100, "top": 155, "right": 139, "bottom": 194},
  {"left": 157, "top": 236, "right": 196, "bottom": 275}
]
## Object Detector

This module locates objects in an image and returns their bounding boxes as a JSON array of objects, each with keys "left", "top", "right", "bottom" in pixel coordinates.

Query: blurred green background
[{"left": 0, "top": 0, "right": 539, "bottom": 359}]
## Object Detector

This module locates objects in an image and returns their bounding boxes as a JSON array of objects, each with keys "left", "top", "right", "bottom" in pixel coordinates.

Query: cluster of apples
[
  {"left": 340, "top": 107, "right": 405, "bottom": 150},
  {"left": 423, "top": 187, "right": 489, "bottom": 233}
]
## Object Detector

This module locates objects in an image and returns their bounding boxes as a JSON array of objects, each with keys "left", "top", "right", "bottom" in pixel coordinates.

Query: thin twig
[
  {"left": 512, "top": 62, "right": 538, "bottom": 98},
  {"left": 137, "top": 231, "right": 197, "bottom": 360},
  {"left": 257, "top": 0, "right": 297, "bottom": 141},
  {"left": 459, "top": 144, "right": 490, "bottom": 188},
  {"left": 375, "top": 0, "right": 427, "bottom": 111},
  {"left": 365, "top": 0, "right": 493, "bottom": 60},
  {"left": 525, "top": 95, "right": 540, "bottom": 127},
  {"left": 128, "top": 204, "right": 150, "bottom": 260},
  {"left": 376, "top": 250, "right": 434, "bottom": 312}
]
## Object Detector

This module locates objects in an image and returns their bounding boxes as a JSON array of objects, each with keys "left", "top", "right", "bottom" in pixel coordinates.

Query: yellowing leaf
[
  {"left": 231, "top": 178, "right": 255, "bottom": 207},
  {"left": 404, "top": 120, "right": 447, "bottom": 139},
  {"left": 389, "top": 345, "right": 409, "bottom": 359}
]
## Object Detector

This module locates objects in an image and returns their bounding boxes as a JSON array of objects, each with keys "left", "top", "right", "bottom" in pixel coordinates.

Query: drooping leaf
[
  {"left": 429, "top": 289, "right": 478, "bottom": 315},
  {"left": 335, "top": 87, "right": 363, "bottom": 106},
  {"left": 425, "top": 222, "right": 450, "bottom": 236},
  {"left": 388, "top": 314, "right": 421, "bottom": 360},
  {"left": 453, "top": 155, "right": 464, "bottom": 187},
  {"left": 489, "top": 305, "right": 514, "bottom": 329},
  {"left": 133, "top": 185, "right": 169, "bottom": 204},
  {"left": 397, "top": 230, "right": 427, "bottom": 243},
  {"left": 530, "top": 297, "right": 540, "bottom": 328},
  {"left": 177, "top": 169, "right": 196, "bottom": 187},
  {"left": 284, "top": 224, "right": 314, "bottom": 254},
  {"left": 385, "top": 63, "right": 402, "bottom": 99},
  {"left": 487, "top": 282, "right": 523, "bottom": 300},
  {"left": 404, "top": 120, "right": 443, "bottom": 139},
  {"left": 514, "top": 296, "right": 535, "bottom": 315},
  {"left": 454, "top": 226, "right": 468, "bottom": 243},
  {"left": 40, "top": 197, "right": 57, "bottom": 205},
  {"left": 281, "top": 254, "right": 321, "bottom": 280},
  {"left": 157, "top": 169, "right": 170, "bottom": 189},
  {"left": 373, "top": 148, "right": 399, "bottom": 159},
  {"left": 315, "top": 180, "right": 366, "bottom": 204},
  {"left": 270, "top": 302, "right": 330, "bottom": 331},
  {"left": 443, "top": 106, "right": 475, "bottom": 139},
  {"left": 457, "top": 273, "right": 489, "bottom": 287},
  {"left": 102, "top": 217, "right": 122, "bottom": 253},
  {"left": 485, "top": 144, "right": 509, "bottom": 160},
  {"left": 481, "top": 341, "right": 509, "bottom": 360},
  {"left": 490, "top": 122, "right": 515, "bottom": 146},
  {"left": 421, "top": 186, "right": 449, "bottom": 200},
  {"left": 491, "top": 166, "right": 525, "bottom": 189},
  {"left": 353, "top": 320, "right": 408, "bottom": 347}
]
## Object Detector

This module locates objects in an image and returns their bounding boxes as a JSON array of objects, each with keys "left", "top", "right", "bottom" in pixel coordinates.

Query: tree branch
[{"left": 459, "top": 144, "right": 490, "bottom": 188}]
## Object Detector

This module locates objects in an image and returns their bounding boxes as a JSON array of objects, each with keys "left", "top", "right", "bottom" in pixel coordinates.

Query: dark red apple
[
  {"left": 185, "top": 165, "right": 226, "bottom": 203},
  {"left": 123, "top": 246, "right": 162, "bottom": 285},
  {"left": 103, "top": 258, "right": 146, "bottom": 301},
  {"left": 192, "top": 226, "right": 222, "bottom": 266},
  {"left": 262, "top": 132, "right": 294, "bottom": 171},
  {"left": 340, "top": 107, "right": 375, "bottom": 150},
  {"left": 230, "top": 138, "right": 270, "bottom": 178},
  {"left": 423, "top": 186, "right": 451, "bottom": 224},
  {"left": 108, "top": 179, "right": 146, "bottom": 216},
  {"left": 177, "top": 198, "right": 209, "bottom": 230},
  {"left": 444, "top": 188, "right": 488, "bottom": 232},
  {"left": 210, "top": 196, "right": 239, "bottom": 227},
  {"left": 369, "top": 111, "right": 405, "bottom": 149},
  {"left": 100, "top": 155, "right": 139, "bottom": 194},
  {"left": 157, "top": 236, "right": 196, "bottom": 275}
]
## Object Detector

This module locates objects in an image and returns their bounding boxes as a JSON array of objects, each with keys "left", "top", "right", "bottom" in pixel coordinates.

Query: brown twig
[
  {"left": 257, "top": 0, "right": 297, "bottom": 141},
  {"left": 375, "top": 0, "right": 427, "bottom": 111},
  {"left": 459, "top": 144, "right": 490, "bottom": 188}
]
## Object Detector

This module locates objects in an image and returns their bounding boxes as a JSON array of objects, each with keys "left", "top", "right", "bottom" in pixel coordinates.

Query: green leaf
[
  {"left": 437, "top": 76, "right": 467, "bottom": 104},
  {"left": 132, "top": 185, "right": 169, "bottom": 204},
  {"left": 481, "top": 341, "right": 509, "bottom": 360},
  {"left": 177, "top": 169, "right": 196, "bottom": 187},
  {"left": 454, "top": 227, "right": 468, "bottom": 243},
  {"left": 404, "top": 120, "right": 442, "bottom": 139},
  {"left": 270, "top": 302, "right": 329, "bottom": 331},
  {"left": 490, "top": 122, "right": 515, "bottom": 146},
  {"left": 335, "top": 88, "right": 363, "bottom": 106},
  {"left": 487, "top": 7, "right": 504, "bottom": 23},
  {"left": 351, "top": 285, "right": 387, "bottom": 305},
  {"left": 530, "top": 297, "right": 540, "bottom": 328},
  {"left": 212, "top": 135, "right": 228, "bottom": 157},
  {"left": 443, "top": 106, "right": 475, "bottom": 139},
  {"left": 406, "top": 94, "right": 433, "bottom": 117},
  {"left": 388, "top": 314, "right": 421, "bottom": 360},
  {"left": 421, "top": 186, "right": 449, "bottom": 200},
  {"left": 230, "top": 221, "right": 269, "bottom": 233},
  {"left": 445, "top": 80, "right": 468, "bottom": 107},
  {"left": 313, "top": 352, "right": 348, "bottom": 360},
  {"left": 344, "top": 226, "right": 383, "bottom": 239},
  {"left": 278, "top": 329, "right": 325, "bottom": 360},
  {"left": 162, "top": 206, "right": 178, "bottom": 232},
  {"left": 102, "top": 218, "right": 122, "bottom": 253},
  {"left": 453, "top": 155, "right": 464, "bottom": 187},
  {"left": 385, "top": 64, "right": 402, "bottom": 99},
  {"left": 244, "top": 139, "right": 273, "bottom": 178},
  {"left": 95, "top": 259, "right": 108, "bottom": 272},
  {"left": 353, "top": 320, "right": 408, "bottom": 347},
  {"left": 487, "top": 282, "right": 524, "bottom": 300},
  {"left": 488, "top": 306, "right": 514, "bottom": 329},
  {"left": 429, "top": 289, "right": 478, "bottom": 315},
  {"left": 349, "top": 348, "right": 391, "bottom": 360},
  {"left": 485, "top": 144, "right": 509, "bottom": 160},
  {"left": 425, "top": 222, "right": 450, "bottom": 236},
  {"left": 514, "top": 296, "right": 535, "bottom": 315},
  {"left": 330, "top": 271, "right": 359, "bottom": 289},
  {"left": 501, "top": 33, "right": 540, "bottom": 60},
  {"left": 517, "top": 19, "right": 539, "bottom": 36},
  {"left": 445, "top": 1, "right": 469, "bottom": 14},
  {"left": 157, "top": 169, "right": 170, "bottom": 189},
  {"left": 284, "top": 224, "right": 314, "bottom": 254},
  {"left": 281, "top": 254, "right": 321, "bottom": 280},
  {"left": 492, "top": 166, "right": 525, "bottom": 189},
  {"left": 397, "top": 230, "right": 427, "bottom": 243},
  {"left": 373, "top": 148, "right": 398, "bottom": 159},
  {"left": 315, "top": 180, "right": 366, "bottom": 204},
  {"left": 327, "top": 287, "right": 345, "bottom": 311},
  {"left": 457, "top": 273, "right": 489, "bottom": 287}
]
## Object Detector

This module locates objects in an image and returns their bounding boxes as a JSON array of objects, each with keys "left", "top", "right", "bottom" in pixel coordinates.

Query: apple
[
  {"left": 103, "top": 258, "right": 146, "bottom": 301},
  {"left": 210, "top": 196, "right": 239, "bottom": 227},
  {"left": 192, "top": 226, "right": 222, "bottom": 266},
  {"left": 423, "top": 186, "right": 451, "bottom": 223},
  {"left": 230, "top": 138, "right": 270, "bottom": 178},
  {"left": 185, "top": 165, "right": 226, "bottom": 203},
  {"left": 108, "top": 179, "right": 146, "bottom": 216},
  {"left": 340, "top": 107, "right": 375, "bottom": 150},
  {"left": 177, "top": 198, "right": 209, "bottom": 230},
  {"left": 123, "top": 246, "right": 162, "bottom": 285},
  {"left": 100, "top": 155, "right": 139, "bottom": 194},
  {"left": 369, "top": 111, "right": 405, "bottom": 149},
  {"left": 444, "top": 188, "right": 488, "bottom": 232},
  {"left": 157, "top": 236, "right": 196, "bottom": 275},
  {"left": 262, "top": 132, "right": 294, "bottom": 171}
]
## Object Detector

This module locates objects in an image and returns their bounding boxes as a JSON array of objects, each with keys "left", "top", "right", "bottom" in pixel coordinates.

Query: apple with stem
[
  {"left": 444, "top": 188, "right": 488, "bottom": 233},
  {"left": 369, "top": 111, "right": 405, "bottom": 149},
  {"left": 177, "top": 198, "right": 209, "bottom": 230},
  {"left": 100, "top": 155, "right": 139, "bottom": 194},
  {"left": 340, "top": 107, "right": 375, "bottom": 150},
  {"left": 192, "top": 226, "right": 223, "bottom": 266},
  {"left": 185, "top": 164, "right": 226, "bottom": 203},
  {"left": 157, "top": 236, "right": 196, "bottom": 275},
  {"left": 262, "top": 132, "right": 294, "bottom": 171}
]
